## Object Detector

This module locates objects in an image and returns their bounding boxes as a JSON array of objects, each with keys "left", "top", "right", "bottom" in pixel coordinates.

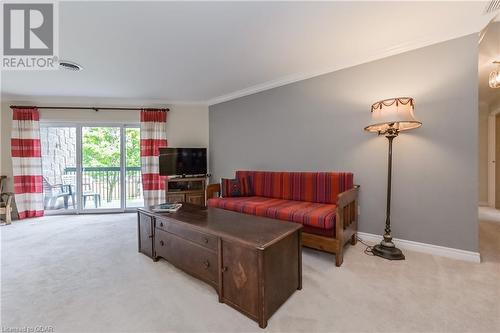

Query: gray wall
[
  {"left": 497, "top": 116, "right": 500, "bottom": 208},
  {"left": 209, "top": 34, "right": 479, "bottom": 252}
]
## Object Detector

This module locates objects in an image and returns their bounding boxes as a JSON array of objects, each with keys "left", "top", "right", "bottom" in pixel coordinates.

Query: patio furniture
[
  {"left": 82, "top": 183, "right": 101, "bottom": 209},
  {"left": 61, "top": 175, "right": 101, "bottom": 209},
  {"left": 1, "top": 176, "right": 13, "bottom": 225},
  {"left": 43, "top": 177, "right": 74, "bottom": 210},
  {"left": 61, "top": 175, "right": 77, "bottom": 208}
]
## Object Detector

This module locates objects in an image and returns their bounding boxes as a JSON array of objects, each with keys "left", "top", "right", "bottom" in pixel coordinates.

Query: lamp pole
[{"left": 371, "top": 126, "right": 405, "bottom": 260}]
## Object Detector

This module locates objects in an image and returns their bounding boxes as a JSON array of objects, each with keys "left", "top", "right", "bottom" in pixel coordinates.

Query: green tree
[
  {"left": 125, "top": 128, "right": 141, "bottom": 167},
  {"left": 82, "top": 127, "right": 121, "bottom": 167}
]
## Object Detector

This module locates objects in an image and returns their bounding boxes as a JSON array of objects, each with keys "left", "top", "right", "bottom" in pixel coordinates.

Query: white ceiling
[{"left": 1, "top": 1, "right": 497, "bottom": 105}]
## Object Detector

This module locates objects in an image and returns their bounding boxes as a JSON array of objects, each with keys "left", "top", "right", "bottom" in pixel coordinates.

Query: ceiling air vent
[
  {"left": 59, "top": 60, "right": 83, "bottom": 71},
  {"left": 484, "top": 0, "right": 500, "bottom": 14}
]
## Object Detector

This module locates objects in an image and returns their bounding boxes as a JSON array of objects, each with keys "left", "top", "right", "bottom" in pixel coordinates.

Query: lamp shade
[{"left": 364, "top": 97, "right": 421, "bottom": 134}]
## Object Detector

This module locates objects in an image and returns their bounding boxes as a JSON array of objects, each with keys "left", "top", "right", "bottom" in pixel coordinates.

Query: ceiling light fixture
[
  {"left": 489, "top": 61, "right": 500, "bottom": 88},
  {"left": 59, "top": 60, "right": 83, "bottom": 71}
]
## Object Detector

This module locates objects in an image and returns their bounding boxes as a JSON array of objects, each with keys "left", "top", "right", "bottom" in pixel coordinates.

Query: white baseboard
[
  {"left": 357, "top": 232, "right": 481, "bottom": 263},
  {"left": 478, "top": 201, "right": 489, "bottom": 207}
]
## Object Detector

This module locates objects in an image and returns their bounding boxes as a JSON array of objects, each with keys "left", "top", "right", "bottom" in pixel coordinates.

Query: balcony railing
[{"left": 64, "top": 167, "right": 142, "bottom": 203}]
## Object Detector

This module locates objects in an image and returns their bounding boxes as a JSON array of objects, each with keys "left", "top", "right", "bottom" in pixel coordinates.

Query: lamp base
[{"left": 372, "top": 243, "right": 405, "bottom": 260}]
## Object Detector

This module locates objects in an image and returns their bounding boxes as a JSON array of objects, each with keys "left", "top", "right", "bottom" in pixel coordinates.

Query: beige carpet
[{"left": 1, "top": 212, "right": 499, "bottom": 333}]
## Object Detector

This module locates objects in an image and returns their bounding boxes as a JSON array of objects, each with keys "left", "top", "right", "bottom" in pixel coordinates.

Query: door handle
[{"left": 221, "top": 266, "right": 228, "bottom": 272}]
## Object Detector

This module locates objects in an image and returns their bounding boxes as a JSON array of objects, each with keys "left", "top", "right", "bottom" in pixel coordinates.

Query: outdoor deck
[{"left": 43, "top": 167, "right": 144, "bottom": 213}]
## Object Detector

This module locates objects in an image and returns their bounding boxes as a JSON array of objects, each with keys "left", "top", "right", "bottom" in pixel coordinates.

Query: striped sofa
[{"left": 207, "top": 171, "right": 359, "bottom": 266}]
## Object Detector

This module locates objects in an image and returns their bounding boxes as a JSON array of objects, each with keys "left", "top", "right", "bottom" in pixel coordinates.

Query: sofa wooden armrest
[
  {"left": 302, "top": 185, "right": 359, "bottom": 267},
  {"left": 337, "top": 185, "right": 359, "bottom": 209},
  {"left": 206, "top": 183, "right": 221, "bottom": 200}
]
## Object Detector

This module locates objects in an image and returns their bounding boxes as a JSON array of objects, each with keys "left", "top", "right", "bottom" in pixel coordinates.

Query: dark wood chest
[{"left": 138, "top": 204, "right": 302, "bottom": 328}]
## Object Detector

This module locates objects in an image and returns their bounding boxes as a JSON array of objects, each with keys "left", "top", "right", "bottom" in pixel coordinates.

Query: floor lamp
[{"left": 364, "top": 97, "right": 422, "bottom": 260}]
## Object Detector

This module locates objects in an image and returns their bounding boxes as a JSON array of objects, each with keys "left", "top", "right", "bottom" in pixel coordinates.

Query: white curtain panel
[
  {"left": 11, "top": 108, "right": 44, "bottom": 219},
  {"left": 140, "top": 110, "right": 168, "bottom": 207}
]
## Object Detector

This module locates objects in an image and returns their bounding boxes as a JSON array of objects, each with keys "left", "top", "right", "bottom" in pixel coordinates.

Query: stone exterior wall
[{"left": 40, "top": 127, "right": 76, "bottom": 185}]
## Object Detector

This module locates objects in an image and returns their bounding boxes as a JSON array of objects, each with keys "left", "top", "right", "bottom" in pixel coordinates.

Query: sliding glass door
[{"left": 41, "top": 124, "right": 142, "bottom": 214}]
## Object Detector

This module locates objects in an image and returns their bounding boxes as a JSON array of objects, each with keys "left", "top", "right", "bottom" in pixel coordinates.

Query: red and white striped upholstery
[
  {"left": 140, "top": 109, "right": 167, "bottom": 206},
  {"left": 208, "top": 171, "right": 354, "bottom": 236},
  {"left": 11, "top": 108, "right": 44, "bottom": 219}
]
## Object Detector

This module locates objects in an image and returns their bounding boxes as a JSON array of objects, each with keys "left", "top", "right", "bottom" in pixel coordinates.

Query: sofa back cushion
[{"left": 235, "top": 171, "right": 353, "bottom": 204}]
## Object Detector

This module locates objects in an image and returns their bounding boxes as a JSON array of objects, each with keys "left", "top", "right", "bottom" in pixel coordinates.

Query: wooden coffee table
[{"left": 138, "top": 203, "right": 302, "bottom": 328}]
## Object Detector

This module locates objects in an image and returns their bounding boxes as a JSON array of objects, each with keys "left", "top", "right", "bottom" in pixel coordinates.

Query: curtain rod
[{"left": 10, "top": 105, "right": 170, "bottom": 112}]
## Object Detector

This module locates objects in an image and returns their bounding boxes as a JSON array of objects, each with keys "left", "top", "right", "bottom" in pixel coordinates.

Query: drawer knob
[
  {"left": 160, "top": 222, "right": 164, "bottom": 227},
  {"left": 148, "top": 235, "right": 153, "bottom": 239},
  {"left": 203, "top": 237, "right": 209, "bottom": 244},
  {"left": 204, "top": 260, "right": 210, "bottom": 269},
  {"left": 160, "top": 240, "right": 164, "bottom": 246},
  {"left": 222, "top": 266, "right": 228, "bottom": 272}
]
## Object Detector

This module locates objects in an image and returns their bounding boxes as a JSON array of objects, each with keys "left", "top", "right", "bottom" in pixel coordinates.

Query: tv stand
[{"left": 165, "top": 177, "right": 206, "bottom": 207}]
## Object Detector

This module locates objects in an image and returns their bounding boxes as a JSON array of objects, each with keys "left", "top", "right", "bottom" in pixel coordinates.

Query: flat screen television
[{"left": 159, "top": 148, "right": 207, "bottom": 176}]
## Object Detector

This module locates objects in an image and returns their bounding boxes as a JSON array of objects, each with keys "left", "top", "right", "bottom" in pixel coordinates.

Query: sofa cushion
[
  {"left": 220, "top": 177, "right": 252, "bottom": 197},
  {"left": 235, "top": 171, "right": 353, "bottom": 204},
  {"left": 235, "top": 171, "right": 283, "bottom": 199},
  {"left": 207, "top": 196, "right": 337, "bottom": 231}
]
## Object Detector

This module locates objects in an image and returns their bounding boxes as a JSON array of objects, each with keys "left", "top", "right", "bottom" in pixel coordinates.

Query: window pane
[
  {"left": 81, "top": 127, "right": 121, "bottom": 209},
  {"left": 125, "top": 128, "right": 143, "bottom": 208},
  {"left": 40, "top": 127, "right": 77, "bottom": 213}
]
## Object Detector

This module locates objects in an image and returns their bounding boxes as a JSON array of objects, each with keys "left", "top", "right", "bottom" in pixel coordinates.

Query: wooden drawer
[
  {"left": 156, "top": 217, "right": 217, "bottom": 251},
  {"left": 166, "top": 194, "right": 185, "bottom": 203},
  {"left": 155, "top": 228, "right": 218, "bottom": 284}
]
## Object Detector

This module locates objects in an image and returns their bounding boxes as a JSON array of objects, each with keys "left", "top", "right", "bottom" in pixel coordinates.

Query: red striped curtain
[
  {"left": 140, "top": 109, "right": 168, "bottom": 206},
  {"left": 11, "top": 108, "right": 44, "bottom": 219}
]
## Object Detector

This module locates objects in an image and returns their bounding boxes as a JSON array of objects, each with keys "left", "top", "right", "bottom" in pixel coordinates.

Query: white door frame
[{"left": 488, "top": 107, "right": 500, "bottom": 208}]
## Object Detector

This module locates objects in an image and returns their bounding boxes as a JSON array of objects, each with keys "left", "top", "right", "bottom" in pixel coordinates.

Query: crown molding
[
  {"left": 206, "top": 36, "right": 449, "bottom": 106},
  {"left": 206, "top": 40, "right": 420, "bottom": 106},
  {"left": 208, "top": 21, "right": 495, "bottom": 106}
]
